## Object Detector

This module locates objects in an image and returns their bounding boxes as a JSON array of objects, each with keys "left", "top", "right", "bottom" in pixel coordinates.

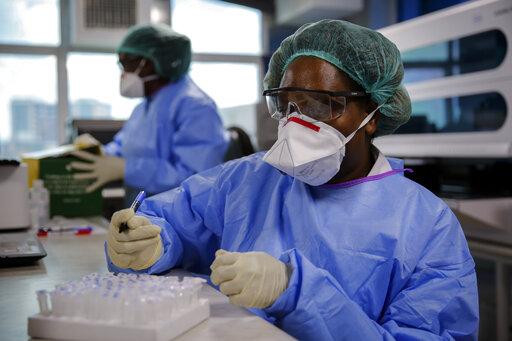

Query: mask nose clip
[{"left": 286, "top": 102, "right": 302, "bottom": 118}]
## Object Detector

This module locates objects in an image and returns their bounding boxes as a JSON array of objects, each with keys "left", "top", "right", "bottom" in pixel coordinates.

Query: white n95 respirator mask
[
  {"left": 263, "top": 108, "right": 378, "bottom": 186},
  {"left": 120, "top": 59, "right": 159, "bottom": 98}
]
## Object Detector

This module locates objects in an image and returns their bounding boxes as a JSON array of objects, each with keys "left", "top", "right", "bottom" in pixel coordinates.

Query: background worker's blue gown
[
  {"left": 107, "top": 153, "right": 479, "bottom": 340},
  {"left": 104, "top": 75, "right": 228, "bottom": 195}
]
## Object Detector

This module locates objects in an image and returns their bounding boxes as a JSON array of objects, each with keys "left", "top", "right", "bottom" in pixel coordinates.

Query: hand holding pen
[{"left": 107, "top": 191, "right": 163, "bottom": 270}]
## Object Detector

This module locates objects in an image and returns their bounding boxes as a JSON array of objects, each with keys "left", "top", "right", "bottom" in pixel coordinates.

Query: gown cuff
[{"left": 263, "top": 248, "right": 301, "bottom": 318}]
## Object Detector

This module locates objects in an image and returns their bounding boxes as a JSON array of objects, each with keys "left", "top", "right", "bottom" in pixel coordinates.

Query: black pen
[{"left": 119, "top": 191, "right": 146, "bottom": 233}]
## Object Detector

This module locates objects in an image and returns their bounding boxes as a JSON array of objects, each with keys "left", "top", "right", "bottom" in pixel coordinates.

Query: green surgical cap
[
  {"left": 117, "top": 24, "right": 191, "bottom": 82},
  {"left": 264, "top": 19, "right": 411, "bottom": 136}
]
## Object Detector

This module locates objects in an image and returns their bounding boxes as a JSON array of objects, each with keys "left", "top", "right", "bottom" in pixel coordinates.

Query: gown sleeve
[
  {"left": 103, "top": 125, "right": 127, "bottom": 157},
  {"left": 106, "top": 163, "right": 228, "bottom": 275},
  {"left": 124, "top": 98, "right": 227, "bottom": 194}
]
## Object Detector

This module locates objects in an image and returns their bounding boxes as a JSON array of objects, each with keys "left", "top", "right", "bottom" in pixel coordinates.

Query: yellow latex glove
[
  {"left": 210, "top": 249, "right": 290, "bottom": 308},
  {"left": 107, "top": 208, "right": 162, "bottom": 271},
  {"left": 73, "top": 133, "right": 101, "bottom": 148},
  {"left": 69, "top": 150, "right": 125, "bottom": 193}
]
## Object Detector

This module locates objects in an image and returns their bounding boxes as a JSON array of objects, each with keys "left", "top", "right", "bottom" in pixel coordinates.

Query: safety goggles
[
  {"left": 117, "top": 56, "right": 145, "bottom": 73},
  {"left": 263, "top": 87, "right": 368, "bottom": 122}
]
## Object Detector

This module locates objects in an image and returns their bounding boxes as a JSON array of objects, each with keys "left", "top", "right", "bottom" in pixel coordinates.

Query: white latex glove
[
  {"left": 69, "top": 150, "right": 125, "bottom": 193},
  {"left": 73, "top": 133, "right": 101, "bottom": 148},
  {"left": 107, "top": 208, "right": 163, "bottom": 270},
  {"left": 210, "top": 249, "right": 290, "bottom": 308}
]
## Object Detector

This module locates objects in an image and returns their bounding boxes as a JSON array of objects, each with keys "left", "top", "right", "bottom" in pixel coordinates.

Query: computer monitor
[{"left": 71, "top": 119, "right": 126, "bottom": 145}]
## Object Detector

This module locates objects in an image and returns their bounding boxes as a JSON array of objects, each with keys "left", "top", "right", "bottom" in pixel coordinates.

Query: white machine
[
  {"left": 376, "top": 0, "right": 512, "bottom": 158},
  {"left": 0, "top": 162, "right": 30, "bottom": 230},
  {"left": 372, "top": 0, "right": 512, "bottom": 233}
]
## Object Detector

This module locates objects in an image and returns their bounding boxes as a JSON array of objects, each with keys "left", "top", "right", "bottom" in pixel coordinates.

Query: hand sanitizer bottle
[{"left": 30, "top": 179, "right": 49, "bottom": 228}]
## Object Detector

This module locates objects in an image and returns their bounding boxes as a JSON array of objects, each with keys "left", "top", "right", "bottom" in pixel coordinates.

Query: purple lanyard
[{"left": 321, "top": 168, "right": 413, "bottom": 189}]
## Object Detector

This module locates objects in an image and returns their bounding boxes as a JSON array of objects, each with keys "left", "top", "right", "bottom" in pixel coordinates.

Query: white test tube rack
[{"left": 28, "top": 273, "right": 210, "bottom": 341}]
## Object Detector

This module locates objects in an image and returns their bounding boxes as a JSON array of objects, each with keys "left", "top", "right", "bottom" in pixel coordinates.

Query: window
[
  {"left": 67, "top": 53, "right": 139, "bottom": 120},
  {"left": 172, "top": 0, "right": 263, "bottom": 141},
  {"left": 0, "top": 55, "right": 58, "bottom": 158},
  {"left": 189, "top": 62, "right": 259, "bottom": 108},
  {"left": 394, "top": 92, "right": 507, "bottom": 134},
  {"left": 0, "top": 0, "right": 60, "bottom": 46},
  {"left": 402, "top": 30, "right": 507, "bottom": 84},
  {"left": 0, "top": 0, "right": 263, "bottom": 158},
  {"left": 171, "top": 0, "right": 262, "bottom": 55},
  {"left": 190, "top": 62, "right": 259, "bottom": 137}
]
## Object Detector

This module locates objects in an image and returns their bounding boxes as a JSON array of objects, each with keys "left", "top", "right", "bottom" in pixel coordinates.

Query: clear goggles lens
[{"left": 264, "top": 89, "right": 348, "bottom": 122}]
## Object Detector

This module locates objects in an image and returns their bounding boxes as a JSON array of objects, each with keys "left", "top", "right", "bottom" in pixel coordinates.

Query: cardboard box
[{"left": 22, "top": 145, "right": 102, "bottom": 217}]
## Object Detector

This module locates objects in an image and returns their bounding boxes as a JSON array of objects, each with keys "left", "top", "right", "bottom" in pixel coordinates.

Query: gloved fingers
[
  {"left": 127, "top": 215, "right": 151, "bottom": 229},
  {"left": 111, "top": 208, "right": 135, "bottom": 228},
  {"left": 113, "top": 225, "right": 161, "bottom": 242},
  {"left": 219, "top": 278, "right": 243, "bottom": 296},
  {"left": 108, "top": 234, "right": 159, "bottom": 254},
  {"left": 73, "top": 172, "right": 98, "bottom": 180},
  {"left": 215, "top": 249, "right": 228, "bottom": 257},
  {"left": 210, "top": 264, "right": 237, "bottom": 285},
  {"left": 107, "top": 244, "right": 133, "bottom": 268},
  {"left": 230, "top": 290, "right": 269, "bottom": 308},
  {"left": 228, "top": 293, "right": 249, "bottom": 307},
  {"left": 85, "top": 179, "right": 105, "bottom": 193},
  {"left": 210, "top": 250, "right": 239, "bottom": 270},
  {"left": 74, "top": 133, "right": 101, "bottom": 147},
  {"left": 130, "top": 238, "right": 163, "bottom": 271},
  {"left": 71, "top": 150, "right": 99, "bottom": 162},
  {"left": 69, "top": 161, "right": 96, "bottom": 171}
]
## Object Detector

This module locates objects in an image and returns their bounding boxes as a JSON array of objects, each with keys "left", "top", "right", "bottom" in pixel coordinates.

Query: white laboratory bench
[{"left": 0, "top": 230, "right": 295, "bottom": 341}]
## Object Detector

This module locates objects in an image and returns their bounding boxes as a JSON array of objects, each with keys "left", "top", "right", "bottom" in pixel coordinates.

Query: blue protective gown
[
  {"left": 104, "top": 75, "right": 228, "bottom": 195},
  {"left": 107, "top": 153, "right": 479, "bottom": 340}
]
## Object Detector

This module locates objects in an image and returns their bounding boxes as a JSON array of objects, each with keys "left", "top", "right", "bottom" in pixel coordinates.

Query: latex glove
[
  {"left": 107, "top": 208, "right": 163, "bottom": 270},
  {"left": 210, "top": 249, "right": 290, "bottom": 308},
  {"left": 74, "top": 133, "right": 101, "bottom": 148},
  {"left": 70, "top": 150, "right": 125, "bottom": 193}
]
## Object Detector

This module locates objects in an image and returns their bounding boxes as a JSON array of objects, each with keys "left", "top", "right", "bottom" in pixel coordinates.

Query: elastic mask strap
[
  {"left": 134, "top": 59, "right": 147, "bottom": 75},
  {"left": 141, "top": 74, "right": 159, "bottom": 82},
  {"left": 134, "top": 59, "right": 159, "bottom": 82},
  {"left": 344, "top": 104, "right": 383, "bottom": 144}
]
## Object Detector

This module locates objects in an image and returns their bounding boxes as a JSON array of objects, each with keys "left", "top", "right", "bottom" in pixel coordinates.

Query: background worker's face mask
[
  {"left": 263, "top": 106, "right": 379, "bottom": 186},
  {"left": 120, "top": 59, "right": 159, "bottom": 98}
]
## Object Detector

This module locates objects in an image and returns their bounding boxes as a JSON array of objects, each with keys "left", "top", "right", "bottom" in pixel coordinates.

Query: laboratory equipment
[
  {"left": 29, "top": 179, "right": 50, "bottom": 229},
  {"left": 0, "top": 161, "right": 30, "bottom": 230},
  {"left": 376, "top": 0, "right": 512, "bottom": 158},
  {"left": 0, "top": 232, "right": 46, "bottom": 267},
  {"left": 28, "top": 273, "right": 209, "bottom": 341},
  {"left": 374, "top": 0, "right": 512, "bottom": 231}
]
